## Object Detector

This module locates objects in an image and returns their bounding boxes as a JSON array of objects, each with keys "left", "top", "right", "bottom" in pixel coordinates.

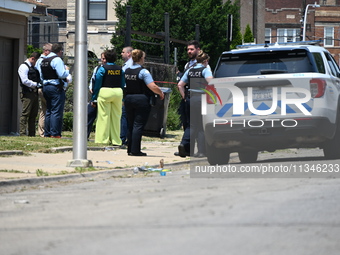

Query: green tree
[
  {"left": 26, "top": 45, "right": 43, "bottom": 56},
  {"left": 111, "top": 0, "right": 241, "bottom": 70},
  {"left": 231, "top": 29, "right": 243, "bottom": 49},
  {"left": 243, "top": 24, "right": 254, "bottom": 43}
]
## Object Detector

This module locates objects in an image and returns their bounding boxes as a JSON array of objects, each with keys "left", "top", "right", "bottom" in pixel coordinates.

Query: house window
[
  {"left": 277, "top": 29, "right": 300, "bottom": 43},
  {"left": 324, "top": 27, "right": 334, "bottom": 46},
  {"left": 88, "top": 0, "right": 107, "bottom": 20},
  {"left": 47, "top": 9, "right": 67, "bottom": 28},
  {"left": 265, "top": 28, "right": 271, "bottom": 44}
]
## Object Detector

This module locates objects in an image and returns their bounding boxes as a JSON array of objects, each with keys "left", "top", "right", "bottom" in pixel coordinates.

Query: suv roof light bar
[{"left": 236, "top": 40, "right": 322, "bottom": 49}]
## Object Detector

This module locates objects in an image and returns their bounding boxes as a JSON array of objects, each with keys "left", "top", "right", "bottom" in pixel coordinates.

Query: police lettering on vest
[
  {"left": 187, "top": 66, "right": 206, "bottom": 93},
  {"left": 107, "top": 69, "right": 121, "bottom": 75},
  {"left": 125, "top": 74, "right": 137, "bottom": 81},
  {"left": 188, "top": 70, "right": 203, "bottom": 77}
]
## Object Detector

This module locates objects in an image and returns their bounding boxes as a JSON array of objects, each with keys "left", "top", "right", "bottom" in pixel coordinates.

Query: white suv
[{"left": 203, "top": 42, "right": 340, "bottom": 165}]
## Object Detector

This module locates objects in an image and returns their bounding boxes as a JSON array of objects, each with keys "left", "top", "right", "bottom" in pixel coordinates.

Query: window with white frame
[
  {"left": 265, "top": 28, "right": 271, "bottom": 44},
  {"left": 88, "top": 0, "right": 107, "bottom": 20},
  {"left": 277, "top": 29, "right": 300, "bottom": 43},
  {"left": 324, "top": 27, "right": 334, "bottom": 46}
]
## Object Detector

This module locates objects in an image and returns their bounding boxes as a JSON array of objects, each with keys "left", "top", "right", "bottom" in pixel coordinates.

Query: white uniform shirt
[{"left": 18, "top": 60, "right": 37, "bottom": 88}]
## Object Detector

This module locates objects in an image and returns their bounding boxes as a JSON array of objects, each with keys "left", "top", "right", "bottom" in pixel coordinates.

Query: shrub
[
  {"left": 243, "top": 24, "right": 254, "bottom": 43},
  {"left": 166, "top": 85, "right": 182, "bottom": 131},
  {"left": 63, "top": 112, "right": 73, "bottom": 131}
]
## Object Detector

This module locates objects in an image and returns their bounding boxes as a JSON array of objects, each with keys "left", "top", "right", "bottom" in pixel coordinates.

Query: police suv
[{"left": 203, "top": 41, "right": 340, "bottom": 165}]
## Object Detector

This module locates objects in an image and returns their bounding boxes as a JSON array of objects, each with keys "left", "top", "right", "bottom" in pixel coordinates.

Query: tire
[
  {"left": 238, "top": 151, "right": 258, "bottom": 163},
  {"left": 206, "top": 142, "right": 230, "bottom": 165},
  {"left": 323, "top": 103, "right": 340, "bottom": 159},
  {"left": 323, "top": 122, "right": 340, "bottom": 159}
]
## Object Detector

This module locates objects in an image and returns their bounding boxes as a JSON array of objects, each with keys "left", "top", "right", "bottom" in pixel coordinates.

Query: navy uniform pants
[
  {"left": 180, "top": 95, "right": 205, "bottom": 155},
  {"left": 43, "top": 85, "right": 65, "bottom": 137},
  {"left": 87, "top": 102, "right": 97, "bottom": 139},
  {"left": 124, "top": 94, "right": 151, "bottom": 154}
]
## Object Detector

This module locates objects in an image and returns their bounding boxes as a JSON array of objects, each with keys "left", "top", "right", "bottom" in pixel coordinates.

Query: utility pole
[
  {"left": 67, "top": 0, "right": 92, "bottom": 167},
  {"left": 302, "top": 2, "right": 320, "bottom": 41},
  {"left": 227, "top": 14, "right": 233, "bottom": 51},
  {"left": 195, "top": 24, "right": 200, "bottom": 41},
  {"left": 125, "top": 5, "right": 132, "bottom": 46},
  {"left": 164, "top": 12, "right": 170, "bottom": 64}
]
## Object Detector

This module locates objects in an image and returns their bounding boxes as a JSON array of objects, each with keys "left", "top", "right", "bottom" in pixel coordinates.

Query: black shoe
[
  {"left": 119, "top": 144, "right": 127, "bottom": 149},
  {"left": 129, "top": 152, "right": 147, "bottom": 156},
  {"left": 178, "top": 144, "right": 190, "bottom": 157}
]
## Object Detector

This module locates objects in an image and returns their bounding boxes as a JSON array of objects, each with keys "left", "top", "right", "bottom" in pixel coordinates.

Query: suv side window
[
  {"left": 312, "top": 53, "right": 326, "bottom": 74},
  {"left": 325, "top": 52, "right": 340, "bottom": 78}
]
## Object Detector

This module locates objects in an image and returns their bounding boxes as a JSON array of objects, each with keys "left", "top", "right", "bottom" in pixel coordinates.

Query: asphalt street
[{"left": 1, "top": 149, "right": 340, "bottom": 255}]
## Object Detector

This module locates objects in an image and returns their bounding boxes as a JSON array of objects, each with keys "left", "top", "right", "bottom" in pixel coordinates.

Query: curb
[
  {"left": 0, "top": 150, "right": 24, "bottom": 156},
  {"left": 0, "top": 158, "right": 205, "bottom": 188},
  {"left": 0, "top": 146, "right": 119, "bottom": 156}
]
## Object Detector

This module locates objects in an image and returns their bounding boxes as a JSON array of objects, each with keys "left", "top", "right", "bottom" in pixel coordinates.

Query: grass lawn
[{"left": 0, "top": 130, "right": 182, "bottom": 154}]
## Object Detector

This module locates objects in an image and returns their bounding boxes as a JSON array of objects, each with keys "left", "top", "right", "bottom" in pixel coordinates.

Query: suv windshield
[{"left": 214, "top": 49, "right": 315, "bottom": 78}]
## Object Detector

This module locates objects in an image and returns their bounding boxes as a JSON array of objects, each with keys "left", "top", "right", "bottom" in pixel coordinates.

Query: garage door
[{"left": 0, "top": 37, "right": 14, "bottom": 135}]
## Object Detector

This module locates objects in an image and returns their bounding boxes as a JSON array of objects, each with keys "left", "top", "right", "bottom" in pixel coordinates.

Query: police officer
[
  {"left": 87, "top": 52, "right": 106, "bottom": 139},
  {"left": 124, "top": 49, "right": 164, "bottom": 156},
  {"left": 17, "top": 52, "right": 41, "bottom": 136},
  {"left": 40, "top": 43, "right": 70, "bottom": 138},
  {"left": 176, "top": 50, "right": 213, "bottom": 158},
  {"left": 177, "top": 40, "right": 201, "bottom": 131},
  {"left": 91, "top": 49, "right": 124, "bottom": 145},
  {"left": 120, "top": 46, "right": 134, "bottom": 148},
  {"left": 35, "top": 43, "right": 52, "bottom": 137}
]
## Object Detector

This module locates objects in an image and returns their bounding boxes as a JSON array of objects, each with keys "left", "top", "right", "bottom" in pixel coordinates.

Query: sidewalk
[{"left": 0, "top": 141, "right": 192, "bottom": 182}]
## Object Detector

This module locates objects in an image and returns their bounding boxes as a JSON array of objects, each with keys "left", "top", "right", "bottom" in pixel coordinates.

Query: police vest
[
  {"left": 40, "top": 56, "right": 59, "bottom": 80},
  {"left": 20, "top": 62, "right": 40, "bottom": 93},
  {"left": 187, "top": 66, "right": 206, "bottom": 90},
  {"left": 22, "top": 62, "right": 40, "bottom": 83},
  {"left": 102, "top": 64, "right": 123, "bottom": 88},
  {"left": 125, "top": 67, "right": 153, "bottom": 96}
]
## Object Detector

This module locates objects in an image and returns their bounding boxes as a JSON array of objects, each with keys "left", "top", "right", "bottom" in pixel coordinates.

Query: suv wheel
[
  {"left": 238, "top": 151, "right": 258, "bottom": 163},
  {"left": 206, "top": 142, "right": 230, "bottom": 165},
  {"left": 323, "top": 120, "right": 340, "bottom": 159}
]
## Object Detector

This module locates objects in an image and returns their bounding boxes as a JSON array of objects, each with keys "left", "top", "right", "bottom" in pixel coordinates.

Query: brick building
[
  {"left": 230, "top": 0, "right": 265, "bottom": 44},
  {"left": 265, "top": 0, "right": 340, "bottom": 64},
  {"left": 315, "top": 3, "right": 340, "bottom": 64}
]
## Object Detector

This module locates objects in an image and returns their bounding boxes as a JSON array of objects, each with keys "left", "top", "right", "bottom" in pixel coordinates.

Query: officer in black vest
[
  {"left": 91, "top": 49, "right": 125, "bottom": 145},
  {"left": 17, "top": 52, "right": 41, "bottom": 136},
  {"left": 124, "top": 49, "right": 164, "bottom": 156},
  {"left": 177, "top": 40, "right": 201, "bottom": 131},
  {"left": 39, "top": 43, "right": 70, "bottom": 138},
  {"left": 176, "top": 51, "right": 213, "bottom": 158}
]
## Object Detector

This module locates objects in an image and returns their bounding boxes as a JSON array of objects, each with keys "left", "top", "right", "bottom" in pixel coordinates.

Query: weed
[
  {"left": 0, "top": 169, "right": 25, "bottom": 174},
  {"left": 36, "top": 169, "right": 49, "bottom": 176}
]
